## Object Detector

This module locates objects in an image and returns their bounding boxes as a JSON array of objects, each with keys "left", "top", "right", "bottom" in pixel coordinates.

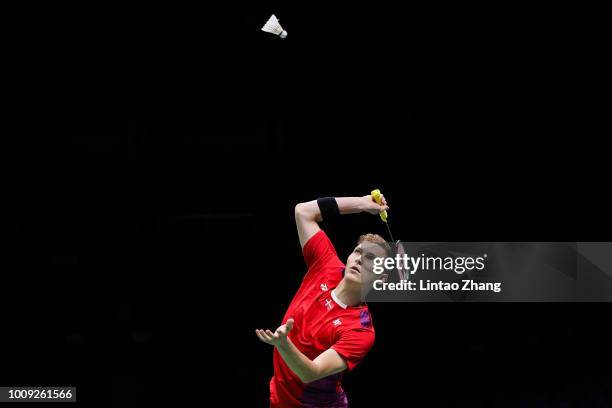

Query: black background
[{"left": 4, "top": 3, "right": 611, "bottom": 406}]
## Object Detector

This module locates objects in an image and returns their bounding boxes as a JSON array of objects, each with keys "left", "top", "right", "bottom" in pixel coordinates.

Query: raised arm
[{"left": 294, "top": 195, "right": 389, "bottom": 248}]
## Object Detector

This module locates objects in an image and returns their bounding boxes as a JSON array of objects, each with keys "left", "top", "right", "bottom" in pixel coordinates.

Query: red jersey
[{"left": 270, "top": 230, "right": 375, "bottom": 408}]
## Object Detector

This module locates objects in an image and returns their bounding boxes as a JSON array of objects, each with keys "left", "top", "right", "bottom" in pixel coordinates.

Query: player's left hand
[{"left": 256, "top": 318, "right": 294, "bottom": 347}]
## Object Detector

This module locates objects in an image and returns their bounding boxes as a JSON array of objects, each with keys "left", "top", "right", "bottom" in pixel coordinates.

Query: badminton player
[{"left": 256, "top": 194, "right": 390, "bottom": 407}]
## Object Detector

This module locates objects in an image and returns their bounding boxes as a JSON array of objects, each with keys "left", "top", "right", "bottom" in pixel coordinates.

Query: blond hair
[{"left": 357, "top": 233, "right": 392, "bottom": 256}]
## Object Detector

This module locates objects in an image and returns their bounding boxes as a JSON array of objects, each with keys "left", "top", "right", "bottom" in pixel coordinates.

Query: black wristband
[{"left": 317, "top": 197, "right": 340, "bottom": 221}]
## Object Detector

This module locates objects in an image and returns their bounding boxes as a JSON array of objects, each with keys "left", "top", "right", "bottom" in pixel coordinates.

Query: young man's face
[{"left": 345, "top": 242, "right": 389, "bottom": 287}]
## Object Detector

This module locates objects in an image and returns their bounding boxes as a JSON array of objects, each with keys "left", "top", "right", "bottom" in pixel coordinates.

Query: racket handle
[{"left": 371, "top": 189, "right": 388, "bottom": 222}]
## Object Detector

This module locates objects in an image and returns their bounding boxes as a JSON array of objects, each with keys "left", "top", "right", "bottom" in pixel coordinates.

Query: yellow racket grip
[{"left": 371, "top": 189, "right": 388, "bottom": 222}]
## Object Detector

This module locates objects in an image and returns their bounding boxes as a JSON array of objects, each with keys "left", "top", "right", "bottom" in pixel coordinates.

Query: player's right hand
[{"left": 361, "top": 194, "right": 389, "bottom": 215}]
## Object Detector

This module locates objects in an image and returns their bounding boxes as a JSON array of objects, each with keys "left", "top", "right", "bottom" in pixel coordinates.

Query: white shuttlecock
[{"left": 261, "top": 14, "right": 287, "bottom": 39}]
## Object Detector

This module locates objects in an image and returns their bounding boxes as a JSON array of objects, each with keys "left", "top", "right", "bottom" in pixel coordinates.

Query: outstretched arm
[
  {"left": 295, "top": 195, "right": 389, "bottom": 248},
  {"left": 256, "top": 319, "right": 347, "bottom": 383}
]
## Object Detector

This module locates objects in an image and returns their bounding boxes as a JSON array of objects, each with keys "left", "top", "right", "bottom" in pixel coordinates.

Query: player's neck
[{"left": 334, "top": 278, "right": 363, "bottom": 307}]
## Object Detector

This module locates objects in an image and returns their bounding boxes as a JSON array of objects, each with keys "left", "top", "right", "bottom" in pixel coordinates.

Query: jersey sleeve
[
  {"left": 330, "top": 328, "right": 375, "bottom": 372},
  {"left": 302, "top": 230, "right": 340, "bottom": 271}
]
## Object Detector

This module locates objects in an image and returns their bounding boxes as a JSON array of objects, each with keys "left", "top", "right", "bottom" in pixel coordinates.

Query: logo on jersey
[
  {"left": 320, "top": 283, "right": 328, "bottom": 291},
  {"left": 360, "top": 310, "right": 372, "bottom": 328},
  {"left": 324, "top": 299, "right": 333, "bottom": 310},
  {"left": 333, "top": 319, "right": 342, "bottom": 327}
]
